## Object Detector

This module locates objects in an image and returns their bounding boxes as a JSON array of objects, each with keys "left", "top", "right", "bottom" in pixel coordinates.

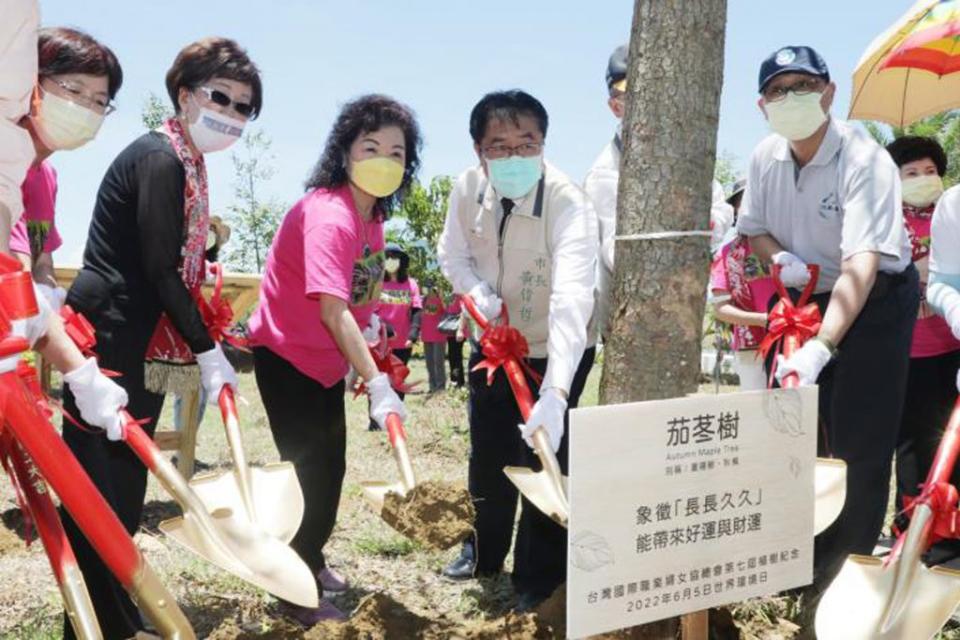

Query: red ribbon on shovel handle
[{"left": 759, "top": 264, "right": 822, "bottom": 389}]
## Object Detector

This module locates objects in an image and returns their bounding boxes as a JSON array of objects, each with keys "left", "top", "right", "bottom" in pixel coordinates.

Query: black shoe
[
  {"left": 442, "top": 553, "right": 477, "bottom": 580},
  {"left": 368, "top": 420, "right": 382, "bottom": 432},
  {"left": 514, "top": 591, "right": 548, "bottom": 613}
]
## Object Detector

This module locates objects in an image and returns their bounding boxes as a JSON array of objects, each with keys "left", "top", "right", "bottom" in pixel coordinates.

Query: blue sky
[{"left": 38, "top": 0, "right": 911, "bottom": 265}]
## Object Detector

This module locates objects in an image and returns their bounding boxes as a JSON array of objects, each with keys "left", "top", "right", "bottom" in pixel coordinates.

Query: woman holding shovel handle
[
  {"left": 247, "top": 94, "right": 422, "bottom": 625},
  {"left": 58, "top": 37, "right": 260, "bottom": 638}
]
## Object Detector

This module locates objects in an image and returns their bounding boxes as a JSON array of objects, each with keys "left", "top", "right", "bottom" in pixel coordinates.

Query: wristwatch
[{"left": 813, "top": 335, "right": 838, "bottom": 358}]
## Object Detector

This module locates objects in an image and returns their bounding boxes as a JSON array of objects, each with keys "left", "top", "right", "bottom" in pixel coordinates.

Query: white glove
[
  {"left": 362, "top": 313, "right": 382, "bottom": 344},
  {"left": 468, "top": 282, "right": 502, "bottom": 322},
  {"left": 775, "top": 339, "right": 832, "bottom": 386},
  {"left": 0, "top": 284, "right": 53, "bottom": 374},
  {"left": 771, "top": 251, "right": 811, "bottom": 288},
  {"left": 367, "top": 372, "right": 406, "bottom": 429},
  {"left": 63, "top": 358, "right": 129, "bottom": 441},
  {"left": 36, "top": 283, "right": 66, "bottom": 313},
  {"left": 518, "top": 387, "right": 568, "bottom": 453},
  {"left": 956, "top": 367, "right": 960, "bottom": 394},
  {"left": 195, "top": 343, "right": 238, "bottom": 404}
]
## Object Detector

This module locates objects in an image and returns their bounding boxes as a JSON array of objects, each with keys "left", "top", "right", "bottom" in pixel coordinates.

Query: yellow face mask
[{"left": 349, "top": 156, "right": 404, "bottom": 198}]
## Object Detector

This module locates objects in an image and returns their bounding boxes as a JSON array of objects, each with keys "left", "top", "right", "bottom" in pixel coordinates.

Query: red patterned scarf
[{"left": 143, "top": 118, "right": 210, "bottom": 394}]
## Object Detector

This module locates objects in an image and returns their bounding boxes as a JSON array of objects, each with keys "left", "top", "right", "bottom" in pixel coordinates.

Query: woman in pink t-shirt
[
  {"left": 419, "top": 281, "right": 447, "bottom": 392},
  {"left": 247, "top": 95, "right": 422, "bottom": 625},
  {"left": 368, "top": 243, "right": 422, "bottom": 428},
  {"left": 886, "top": 136, "right": 960, "bottom": 519}
]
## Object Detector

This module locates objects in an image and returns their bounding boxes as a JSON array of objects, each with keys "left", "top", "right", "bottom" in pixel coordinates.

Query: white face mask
[
  {"left": 32, "top": 90, "right": 105, "bottom": 151},
  {"left": 902, "top": 174, "right": 944, "bottom": 208},
  {"left": 764, "top": 91, "right": 827, "bottom": 141},
  {"left": 187, "top": 104, "right": 245, "bottom": 154},
  {"left": 384, "top": 257, "right": 401, "bottom": 274}
]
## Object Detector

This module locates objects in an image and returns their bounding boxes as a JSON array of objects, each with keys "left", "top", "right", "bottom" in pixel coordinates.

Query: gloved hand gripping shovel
[
  {"left": 461, "top": 294, "right": 568, "bottom": 527},
  {"left": 765, "top": 264, "right": 847, "bottom": 535},
  {"left": 816, "top": 397, "right": 960, "bottom": 640}
]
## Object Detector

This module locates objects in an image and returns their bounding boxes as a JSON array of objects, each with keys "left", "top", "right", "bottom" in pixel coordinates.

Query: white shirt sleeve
[
  {"left": 584, "top": 167, "right": 617, "bottom": 272},
  {"left": 710, "top": 180, "right": 734, "bottom": 253},
  {"left": 0, "top": 0, "right": 38, "bottom": 225},
  {"left": 839, "top": 158, "right": 903, "bottom": 261},
  {"left": 542, "top": 192, "right": 599, "bottom": 394},
  {"left": 437, "top": 176, "right": 484, "bottom": 295},
  {"left": 928, "top": 187, "right": 960, "bottom": 332},
  {"left": 736, "top": 151, "right": 766, "bottom": 238}
]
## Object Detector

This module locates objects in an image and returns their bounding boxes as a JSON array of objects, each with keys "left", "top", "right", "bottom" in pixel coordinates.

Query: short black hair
[
  {"left": 886, "top": 135, "right": 947, "bottom": 176},
  {"left": 38, "top": 27, "right": 123, "bottom": 100},
  {"left": 305, "top": 94, "right": 422, "bottom": 220},
  {"left": 166, "top": 37, "right": 262, "bottom": 119},
  {"left": 469, "top": 90, "right": 549, "bottom": 145}
]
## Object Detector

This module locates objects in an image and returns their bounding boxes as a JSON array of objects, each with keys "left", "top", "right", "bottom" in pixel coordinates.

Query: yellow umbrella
[{"left": 850, "top": 0, "right": 960, "bottom": 127}]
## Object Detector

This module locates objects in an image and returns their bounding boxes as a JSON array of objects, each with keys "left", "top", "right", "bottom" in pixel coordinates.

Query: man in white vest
[{"left": 438, "top": 90, "right": 598, "bottom": 610}]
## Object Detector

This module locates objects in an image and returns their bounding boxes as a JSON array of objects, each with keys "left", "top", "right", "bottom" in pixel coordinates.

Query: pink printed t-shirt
[
  {"left": 709, "top": 235, "right": 775, "bottom": 352},
  {"left": 11, "top": 161, "right": 62, "bottom": 259},
  {"left": 248, "top": 185, "right": 385, "bottom": 387},
  {"left": 904, "top": 204, "right": 960, "bottom": 358},
  {"left": 377, "top": 277, "right": 422, "bottom": 350},
  {"left": 420, "top": 292, "right": 445, "bottom": 343}
]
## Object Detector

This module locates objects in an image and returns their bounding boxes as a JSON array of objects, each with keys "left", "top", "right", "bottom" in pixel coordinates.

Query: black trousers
[
  {"left": 254, "top": 346, "right": 346, "bottom": 576},
  {"left": 447, "top": 337, "right": 465, "bottom": 387},
  {"left": 769, "top": 267, "right": 919, "bottom": 591},
  {"left": 61, "top": 324, "right": 164, "bottom": 640},
  {"left": 466, "top": 345, "right": 595, "bottom": 597},
  {"left": 895, "top": 349, "right": 960, "bottom": 512}
]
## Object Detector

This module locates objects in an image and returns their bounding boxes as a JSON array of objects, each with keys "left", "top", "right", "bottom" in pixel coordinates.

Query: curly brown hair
[{"left": 305, "top": 94, "right": 422, "bottom": 219}]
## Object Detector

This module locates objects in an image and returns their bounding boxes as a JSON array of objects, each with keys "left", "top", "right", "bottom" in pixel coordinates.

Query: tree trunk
[{"left": 599, "top": 0, "right": 727, "bottom": 637}]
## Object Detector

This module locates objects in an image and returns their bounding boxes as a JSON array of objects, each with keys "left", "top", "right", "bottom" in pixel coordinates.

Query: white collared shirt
[
  {"left": 438, "top": 161, "right": 598, "bottom": 394},
  {"left": 0, "top": 0, "right": 39, "bottom": 224},
  {"left": 737, "top": 117, "right": 911, "bottom": 292}
]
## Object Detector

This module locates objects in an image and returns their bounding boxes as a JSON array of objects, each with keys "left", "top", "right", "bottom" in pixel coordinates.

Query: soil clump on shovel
[{"left": 379, "top": 480, "right": 475, "bottom": 550}]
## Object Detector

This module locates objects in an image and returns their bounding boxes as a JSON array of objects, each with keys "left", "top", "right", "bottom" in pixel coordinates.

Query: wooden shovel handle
[
  {"left": 385, "top": 413, "right": 416, "bottom": 493},
  {"left": 218, "top": 386, "right": 257, "bottom": 521}
]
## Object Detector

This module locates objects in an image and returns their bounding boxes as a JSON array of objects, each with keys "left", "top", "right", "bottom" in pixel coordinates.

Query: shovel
[
  {"left": 816, "top": 397, "right": 960, "bottom": 639},
  {"left": 359, "top": 412, "right": 417, "bottom": 512},
  {"left": 122, "top": 413, "right": 319, "bottom": 608},
  {"left": 768, "top": 265, "right": 847, "bottom": 535},
  {"left": 185, "top": 387, "right": 303, "bottom": 543},
  {"left": 461, "top": 294, "right": 569, "bottom": 528}
]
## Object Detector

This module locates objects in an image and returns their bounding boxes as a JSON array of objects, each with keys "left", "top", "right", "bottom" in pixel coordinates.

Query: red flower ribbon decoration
[
  {"left": 758, "top": 265, "right": 823, "bottom": 383},
  {"left": 355, "top": 323, "right": 418, "bottom": 396},
  {"left": 893, "top": 481, "right": 960, "bottom": 555},
  {"left": 472, "top": 323, "right": 543, "bottom": 388},
  {"left": 195, "top": 264, "right": 249, "bottom": 350}
]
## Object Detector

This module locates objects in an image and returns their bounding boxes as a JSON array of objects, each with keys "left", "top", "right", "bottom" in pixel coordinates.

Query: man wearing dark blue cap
[{"left": 737, "top": 46, "right": 919, "bottom": 597}]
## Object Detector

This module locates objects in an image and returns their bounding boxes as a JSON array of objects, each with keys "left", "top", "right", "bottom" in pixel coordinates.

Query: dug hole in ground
[{"left": 2, "top": 358, "right": 957, "bottom": 638}]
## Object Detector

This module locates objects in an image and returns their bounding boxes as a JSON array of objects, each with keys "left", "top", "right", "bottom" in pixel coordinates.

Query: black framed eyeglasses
[
  {"left": 197, "top": 86, "right": 254, "bottom": 118},
  {"left": 482, "top": 141, "right": 544, "bottom": 160},
  {"left": 762, "top": 78, "right": 825, "bottom": 103}
]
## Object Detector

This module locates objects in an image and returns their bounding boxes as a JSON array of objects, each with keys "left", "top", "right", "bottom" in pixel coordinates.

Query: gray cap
[
  {"left": 606, "top": 44, "right": 628, "bottom": 90},
  {"left": 727, "top": 177, "right": 747, "bottom": 204}
]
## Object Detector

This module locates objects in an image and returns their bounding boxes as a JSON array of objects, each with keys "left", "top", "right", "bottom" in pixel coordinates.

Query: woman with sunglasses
[
  {"left": 247, "top": 94, "right": 421, "bottom": 625},
  {"left": 60, "top": 37, "right": 261, "bottom": 639}
]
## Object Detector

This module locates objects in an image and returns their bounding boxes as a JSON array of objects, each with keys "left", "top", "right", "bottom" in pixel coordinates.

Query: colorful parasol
[{"left": 850, "top": 0, "right": 960, "bottom": 127}]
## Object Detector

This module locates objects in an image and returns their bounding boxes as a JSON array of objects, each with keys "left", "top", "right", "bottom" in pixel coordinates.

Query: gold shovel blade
[
  {"left": 360, "top": 481, "right": 407, "bottom": 512},
  {"left": 814, "top": 457, "right": 846, "bottom": 535},
  {"left": 815, "top": 554, "right": 960, "bottom": 640},
  {"left": 188, "top": 462, "right": 304, "bottom": 544},
  {"left": 158, "top": 508, "right": 318, "bottom": 608},
  {"left": 504, "top": 466, "right": 569, "bottom": 527}
]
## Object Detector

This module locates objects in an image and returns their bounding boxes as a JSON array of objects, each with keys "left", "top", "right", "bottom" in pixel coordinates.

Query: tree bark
[{"left": 599, "top": 1, "right": 727, "bottom": 637}]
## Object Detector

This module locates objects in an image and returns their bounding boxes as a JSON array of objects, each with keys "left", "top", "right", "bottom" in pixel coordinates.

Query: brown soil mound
[
  {"left": 380, "top": 481, "right": 475, "bottom": 550},
  {"left": 448, "top": 612, "right": 552, "bottom": 639},
  {"left": 306, "top": 593, "right": 434, "bottom": 639}
]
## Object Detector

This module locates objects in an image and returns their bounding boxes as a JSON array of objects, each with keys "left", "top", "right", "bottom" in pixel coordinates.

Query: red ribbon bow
[
  {"left": 196, "top": 264, "right": 248, "bottom": 350},
  {"left": 472, "top": 323, "right": 543, "bottom": 387},
  {"left": 355, "top": 324, "right": 418, "bottom": 396},
  {"left": 896, "top": 481, "right": 960, "bottom": 552},
  {"left": 757, "top": 299, "right": 823, "bottom": 363}
]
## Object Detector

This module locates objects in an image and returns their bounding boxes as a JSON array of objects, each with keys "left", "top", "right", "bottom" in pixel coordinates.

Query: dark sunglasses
[{"left": 197, "top": 86, "right": 254, "bottom": 118}]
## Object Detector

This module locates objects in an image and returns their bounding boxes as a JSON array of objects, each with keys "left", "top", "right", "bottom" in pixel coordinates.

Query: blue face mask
[{"left": 486, "top": 154, "right": 543, "bottom": 199}]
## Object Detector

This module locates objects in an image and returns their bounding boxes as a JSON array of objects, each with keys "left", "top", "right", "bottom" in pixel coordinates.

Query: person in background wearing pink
[
  {"left": 419, "top": 280, "right": 447, "bottom": 392},
  {"left": 445, "top": 295, "right": 466, "bottom": 387},
  {"left": 886, "top": 136, "right": 960, "bottom": 538},
  {"left": 709, "top": 178, "right": 775, "bottom": 391},
  {"left": 369, "top": 242, "right": 422, "bottom": 429},
  {"left": 247, "top": 94, "right": 421, "bottom": 624}
]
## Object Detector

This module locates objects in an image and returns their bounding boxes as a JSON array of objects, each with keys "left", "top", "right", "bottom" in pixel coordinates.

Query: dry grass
[{"left": 2, "top": 357, "right": 960, "bottom": 639}]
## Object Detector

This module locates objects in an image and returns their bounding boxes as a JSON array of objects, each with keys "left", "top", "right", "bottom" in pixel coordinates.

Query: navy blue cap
[
  {"left": 758, "top": 46, "right": 830, "bottom": 93},
  {"left": 606, "top": 44, "right": 628, "bottom": 90}
]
